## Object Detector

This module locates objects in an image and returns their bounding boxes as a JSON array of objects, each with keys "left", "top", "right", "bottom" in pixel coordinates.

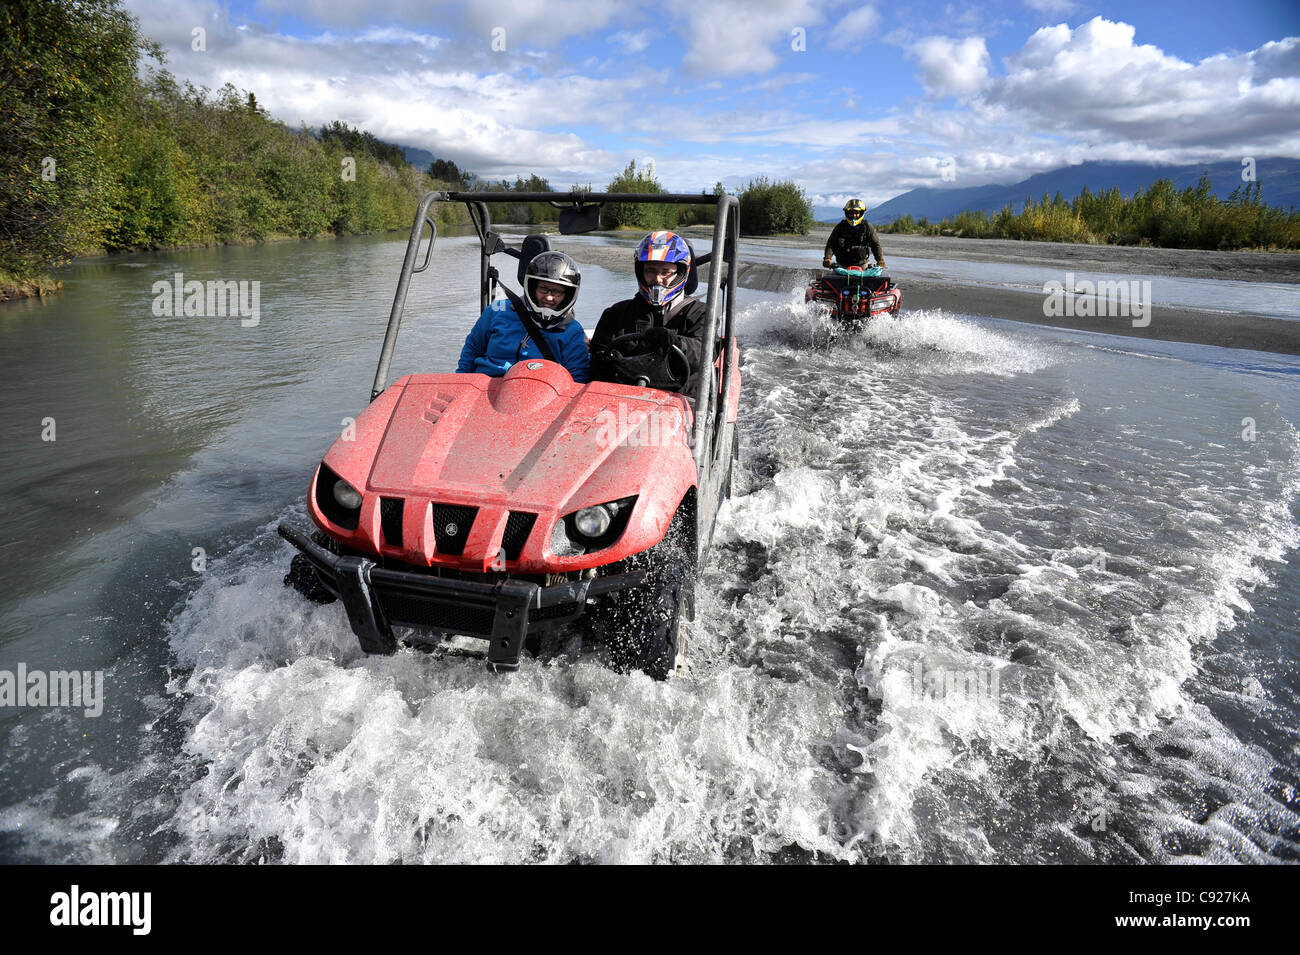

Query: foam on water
[
  {"left": 151, "top": 523, "right": 856, "bottom": 863},
  {"left": 701, "top": 301, "right": 1300, "bottom": 861}
]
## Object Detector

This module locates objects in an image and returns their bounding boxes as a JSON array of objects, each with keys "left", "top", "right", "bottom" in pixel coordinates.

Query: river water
[{"left": 1, "top": 231, "right": 1296, "bottom": 863}]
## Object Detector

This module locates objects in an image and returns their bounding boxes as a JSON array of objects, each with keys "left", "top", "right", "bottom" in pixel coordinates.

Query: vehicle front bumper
[{"left": 278, "top": 522, "right": 647, "bottom": 671}]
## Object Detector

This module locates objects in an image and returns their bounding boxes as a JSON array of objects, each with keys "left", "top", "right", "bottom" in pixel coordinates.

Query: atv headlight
[
  {"left": 333, "top": 478, "right": 362, "bottom": 511},
  {"left": 574, "top": 505, "right": 613, "bottom": 539}
]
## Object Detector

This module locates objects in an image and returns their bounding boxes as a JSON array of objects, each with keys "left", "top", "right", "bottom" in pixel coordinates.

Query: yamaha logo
[
  {"left": 445, "top": 523, "right": 459, "bottom": 536},
  {"left": 526, "top": 361, "right": 543, "bottom": 370}
]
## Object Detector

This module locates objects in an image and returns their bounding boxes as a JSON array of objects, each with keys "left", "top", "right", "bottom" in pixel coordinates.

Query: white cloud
[
  {"left": 990, "top": 18, "right": 1300, "bottom": 154},
  {"left": 460, "top": 0, "right": 633, "bottom": 46},
  {"left": 827, "top": 6, "right": 880, "bottom": 51},
  {"left": 672, "top": 0, "right": 828, "bottom": 76},
  {"left": 909, "top": 35, "right": 991, "bottom": 98}
]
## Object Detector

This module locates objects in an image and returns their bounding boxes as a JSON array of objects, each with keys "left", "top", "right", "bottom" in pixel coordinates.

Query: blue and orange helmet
[{"left": 634, "top": 231, "right": 692, "bottom": 308}]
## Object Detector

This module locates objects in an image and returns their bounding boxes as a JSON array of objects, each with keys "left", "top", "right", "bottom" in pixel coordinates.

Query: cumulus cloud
[
  {"left": 989, "top": 18, "right": 1300, "bottom": 154},
  {"left": 909, "top": 35, "right": 991, "bottom": 98}
]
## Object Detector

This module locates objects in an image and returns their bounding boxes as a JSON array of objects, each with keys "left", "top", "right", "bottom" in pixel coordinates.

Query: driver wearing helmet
[
  {"left": 588, "top": 230, "right": 708, "bottom": 395},
  {"left": 823, "top": 198, "right": 886, "bottom": 269},
  {"left": 456, "top": 250, "right": 590, "bottom": 382}
]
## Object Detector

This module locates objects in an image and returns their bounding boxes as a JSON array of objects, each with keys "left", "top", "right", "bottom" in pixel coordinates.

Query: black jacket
[
  {"left": 825, "top": 219, "right": 884, "bottom": 265},
  {"left": 589, "top": 295, "right": 711, "bottom": 396}
]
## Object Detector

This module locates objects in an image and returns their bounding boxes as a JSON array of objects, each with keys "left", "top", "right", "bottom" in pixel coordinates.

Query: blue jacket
[{"left": 456, "top": 300, "right": 590, "bottom": 383}]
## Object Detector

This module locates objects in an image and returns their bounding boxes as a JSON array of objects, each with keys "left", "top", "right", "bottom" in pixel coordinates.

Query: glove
[
  {"left": 641, "top": 326, "right": 673, "bottom": 350},
  {"left": 876, "top": 259, "right": 887, "bottom": 269},
  {"left": 822, "top": 254, "right": 832, "bottom": 268}
]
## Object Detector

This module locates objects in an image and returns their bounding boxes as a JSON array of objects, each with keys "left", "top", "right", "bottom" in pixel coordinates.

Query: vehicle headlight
[
  {"left": 553, "top": 496, "right": 638, "bottom": 554},
  {"left": 574, "top": 505, "right": 612, "bottom": 539},
  {"left": 332, "top": 478, "right": 362, "bottom": 510}
]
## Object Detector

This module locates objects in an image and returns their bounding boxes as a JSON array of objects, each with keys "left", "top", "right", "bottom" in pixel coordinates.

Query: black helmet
[
  {"left": 524, "top": 251, "right": 581, "bottom": 326},
  {"left": 843, "top": 199, "right": 866, "bottom": 225}
]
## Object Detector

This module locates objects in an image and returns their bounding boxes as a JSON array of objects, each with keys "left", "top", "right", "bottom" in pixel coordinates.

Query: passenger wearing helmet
[
  {"left": 456, "top": 250, "right": 590, "bottom": 382},
  {"left": 823, "top": 199, "right": 886, "bottom": 269},
  {"left": 589, "top": 230, "right": 709, "bottom": 395}
]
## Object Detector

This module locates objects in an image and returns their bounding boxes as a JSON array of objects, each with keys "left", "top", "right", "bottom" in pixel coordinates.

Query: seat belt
[{"left": 497, "top": 286, "right": 559, "bottom": 363}]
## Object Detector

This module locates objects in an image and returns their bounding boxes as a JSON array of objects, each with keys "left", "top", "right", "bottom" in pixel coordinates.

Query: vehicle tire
[
  {"left": 606, "top": 555, "right": 683, "bottom": 680},
  {"left": 606, "top": 521, "right": 690, "bottom": 680},
  {"left": 284, "top": 532, "right": 338, "bottom": 604}
]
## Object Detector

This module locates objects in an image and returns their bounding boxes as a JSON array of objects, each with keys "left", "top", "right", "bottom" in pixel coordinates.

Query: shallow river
[{"left": 1, "top": 231, "right": 1296, "bottom": 863}]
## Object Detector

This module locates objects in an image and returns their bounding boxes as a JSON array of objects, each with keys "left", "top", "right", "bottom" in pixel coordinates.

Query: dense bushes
[
  {"left": 475, "top": 174, "right": 559, "bottom": 226},
  {"left": 1, "top": 0, "right": 141, "bottom": 276},
  {"left": 737, "top": 177, "right": 813, "bottom": 235},
  {"left": 95, "top": 73, "right": 449, "bottom": 250},
  {"left": 883, "top": 176, "right": 1300, "bottom": 249},
  {"left": 602, "top": 160, "right": 676, "bottom": 231},
  {"left": 600, "top": 167, "right": 810, "bottom": 236}
]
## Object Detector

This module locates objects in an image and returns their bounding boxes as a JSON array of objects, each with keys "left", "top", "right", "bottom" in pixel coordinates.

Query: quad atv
[
  {"left": 280, "top": 191, "right": 742, "bottom": 678},
  {"left": 805, "top": 264, "right": 901, "bottom": 325}
]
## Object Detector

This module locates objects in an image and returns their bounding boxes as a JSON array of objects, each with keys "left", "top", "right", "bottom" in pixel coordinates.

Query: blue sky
[{"left": 123, "top": 0, "right": 1300, "bottom": 209}]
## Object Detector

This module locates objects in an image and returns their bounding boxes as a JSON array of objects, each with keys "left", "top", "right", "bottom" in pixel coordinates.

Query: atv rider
[
  {"left": 589, "top": 230, "right": 708, "bottom": 396},
  {"left": 457, "top": 250, "right": 590, "bottom": 383},
  {"left": 823, "top": 198, "right": 887, "bottom": 270}
]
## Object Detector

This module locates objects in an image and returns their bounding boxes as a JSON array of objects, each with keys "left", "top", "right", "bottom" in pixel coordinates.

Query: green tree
[
  {"left": 428, "top": 158, "right": 470, "bottom": 188},
  {"left": 1, "top": 0, "right": 145, "bottom": 277},
  {"left": 677, "top": 181, "right": 726, "bottom": 227},
  {"left": 603, "top": 160, "right": 675, "bottom": 230},
  {"left": 737, "top": 177, "right": 813, "bottom": 235}
]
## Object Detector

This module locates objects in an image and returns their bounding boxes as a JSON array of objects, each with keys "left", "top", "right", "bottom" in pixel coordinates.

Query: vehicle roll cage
[{"left": 371, "top": 191, "right": 741, "bottom": 472}]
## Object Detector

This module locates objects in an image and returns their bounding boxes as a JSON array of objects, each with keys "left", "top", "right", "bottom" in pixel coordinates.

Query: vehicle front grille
[
  {"left": 380, "top": 497, "right": 404, "bottom": 547},
  {"left": 501, "top": 511, "right": 537, "bottom": 560},
  {"left": 431, "top": 504, "right": 477, "bottom": 556}
]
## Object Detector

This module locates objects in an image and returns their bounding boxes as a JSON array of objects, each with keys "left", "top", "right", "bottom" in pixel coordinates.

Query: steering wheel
[{"left": 605, "top": 331, "right": 691, "bottom": 390}]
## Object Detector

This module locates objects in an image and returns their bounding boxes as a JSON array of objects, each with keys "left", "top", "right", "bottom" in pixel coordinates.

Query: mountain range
[{"left": 816, "top": 158, "right": 1300, "bottom": 225}]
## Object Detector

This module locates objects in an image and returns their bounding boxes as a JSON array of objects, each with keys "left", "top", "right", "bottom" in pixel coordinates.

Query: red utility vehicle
[{"left": 280, "top": 191, "right": 742, "bottom": 678}]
